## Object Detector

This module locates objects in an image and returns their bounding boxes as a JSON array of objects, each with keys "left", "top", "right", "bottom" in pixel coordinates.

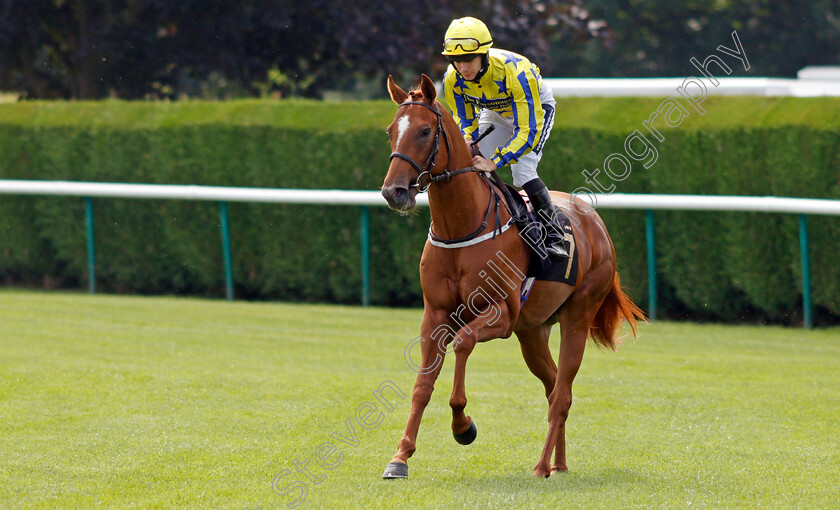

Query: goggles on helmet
[{"left": 443, "top": 38, "right": 491, "bottom": 54}]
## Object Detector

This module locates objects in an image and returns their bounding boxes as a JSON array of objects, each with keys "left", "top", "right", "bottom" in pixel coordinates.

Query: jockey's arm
[{"left": 488, "top": 68, "right": 545, "bottom": 169}]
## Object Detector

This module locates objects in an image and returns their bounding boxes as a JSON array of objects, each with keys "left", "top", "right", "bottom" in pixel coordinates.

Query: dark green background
[{"left": 1, "top": 97, "right": 838, "bottom": 324}]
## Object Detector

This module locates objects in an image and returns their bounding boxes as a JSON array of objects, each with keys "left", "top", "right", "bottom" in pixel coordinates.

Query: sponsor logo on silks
[{"left": 463, "top": 94, "right": 512, "bottom": 110}]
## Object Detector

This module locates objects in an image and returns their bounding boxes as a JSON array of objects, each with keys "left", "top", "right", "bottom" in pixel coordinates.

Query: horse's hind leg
[
  {"left": 517, "top": 325, "right": 561, "bottom": 473},
  {"left": 516, "top": 325, "right": 557, "bottom": 399},
  {"left": 534, "top": 264, "right": 613, "bottom": 477},
  {"left": 532, "top": 314, "right": 587, "bottom": 477},
  {"left": 548, "top": 311, "right": 589, "bottom": 475}
]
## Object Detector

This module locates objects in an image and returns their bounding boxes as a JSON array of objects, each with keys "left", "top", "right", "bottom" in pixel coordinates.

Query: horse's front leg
[
  {"left": 383, "top": 308, "right": 450, "bottom": 479},
  {"left": 449, "top": 299, "right": 515, "bottom": 444}
]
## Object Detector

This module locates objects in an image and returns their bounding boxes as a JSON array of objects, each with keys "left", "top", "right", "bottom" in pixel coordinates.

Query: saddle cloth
[{"left": 495, "top": 181, "right": 580, "bottom": 287}]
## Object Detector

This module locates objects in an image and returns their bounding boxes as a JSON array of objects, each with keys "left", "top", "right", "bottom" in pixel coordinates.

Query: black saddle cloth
[{"left": 492, "top": 177, "right": 579, "bottom": 285}]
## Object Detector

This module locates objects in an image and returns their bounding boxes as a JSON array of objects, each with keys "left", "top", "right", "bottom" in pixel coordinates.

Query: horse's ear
[
  {"left": 420, "top": 74, "right": 437, "bottom": 103},
  {"left": 387, "top": 75, "right": 408, "bottom": 104}
]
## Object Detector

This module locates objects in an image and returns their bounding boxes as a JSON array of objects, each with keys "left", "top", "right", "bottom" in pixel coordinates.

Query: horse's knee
[{"left": 452, "top": 332, "right": 477, "bottom": 355}]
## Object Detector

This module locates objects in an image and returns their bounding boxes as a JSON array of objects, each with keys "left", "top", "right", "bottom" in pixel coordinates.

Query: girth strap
[{"left": 428, "top": 174, "right": 514, "bottom": 249}]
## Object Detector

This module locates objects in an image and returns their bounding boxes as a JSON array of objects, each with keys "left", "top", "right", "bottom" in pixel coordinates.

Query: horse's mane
[
  {"left": 405, "top": 86, "right": 474, "bottom": 159},
  {"left": 406, "top": 88, "right": 450, "bottom": 122},
  {"left": 407, "top": 88, "right": 428, "bottom": 102}
]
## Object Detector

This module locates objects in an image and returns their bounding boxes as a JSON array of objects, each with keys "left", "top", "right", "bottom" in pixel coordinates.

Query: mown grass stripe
[{"left": 0, "top": 290, "right": 838, "bottom": 508}]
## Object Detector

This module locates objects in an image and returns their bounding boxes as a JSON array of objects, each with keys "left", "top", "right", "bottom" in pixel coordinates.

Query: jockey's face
[{"left": 453, "top": 55, "right": 482, "bottom": 81}]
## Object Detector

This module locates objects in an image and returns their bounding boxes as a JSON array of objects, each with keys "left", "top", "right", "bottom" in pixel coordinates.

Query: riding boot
[{"left": 523, "top": 179, "right": 570, "bottom": 262}]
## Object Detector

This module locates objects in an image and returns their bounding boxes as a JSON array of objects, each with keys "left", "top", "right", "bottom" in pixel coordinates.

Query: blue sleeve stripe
[
  {"left": 534, "top": 104, "right": 554, "bottom": 154},
  {"left": 497, "top": 71, "right": 537, "bottom": 166},
  {"left": 500, "top": 99, "right": 520, "bottom": 166},
  {"left": 509, "top": 71, "right": 538, "bottom": 161},
  {"left": 445, "top": 68, "right": 474, "bottom": 137}
]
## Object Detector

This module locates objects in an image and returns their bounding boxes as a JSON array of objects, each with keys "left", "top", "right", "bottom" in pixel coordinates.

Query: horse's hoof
[
  {"left": 382, "top": 462, "right": 408, "bottom": 479},
  {"left": 533, "top": 464, "right": 552, "bottom": 478},
  {"left": 453, "top": 419, "right": 478, "bottom": 445}
]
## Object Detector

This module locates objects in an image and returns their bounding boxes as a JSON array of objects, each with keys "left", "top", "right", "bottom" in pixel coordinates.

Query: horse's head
[{"left": 381, "top": 74, "right": 443, "bottom": 212}]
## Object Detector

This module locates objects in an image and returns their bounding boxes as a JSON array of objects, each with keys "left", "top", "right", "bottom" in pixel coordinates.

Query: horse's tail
[{"left": 589, "top": 271, "right": 646, "bottom": 351}]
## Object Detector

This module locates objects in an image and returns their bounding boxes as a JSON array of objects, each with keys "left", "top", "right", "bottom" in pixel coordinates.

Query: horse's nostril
[{"left": 382, "top": 185, "right": 411, "bottom": 210}]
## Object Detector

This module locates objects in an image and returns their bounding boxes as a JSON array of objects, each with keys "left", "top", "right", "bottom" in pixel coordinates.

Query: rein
[{"left": 389, "top": 100, "right": 513, "bottom": 248}]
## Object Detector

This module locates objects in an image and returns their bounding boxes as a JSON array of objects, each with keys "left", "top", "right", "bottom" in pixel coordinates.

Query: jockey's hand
[{"left": 472, "top": 155, "right": 497, "bottom": 172}]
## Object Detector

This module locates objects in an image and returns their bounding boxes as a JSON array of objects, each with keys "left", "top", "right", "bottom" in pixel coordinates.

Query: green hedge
[{"left": 1, "top": 97, "right": 838, "bottom": 324}]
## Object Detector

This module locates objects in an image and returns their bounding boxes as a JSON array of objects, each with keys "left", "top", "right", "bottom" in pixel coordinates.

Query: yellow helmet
[{"left": 441, "top": 17, "right": 493, "bottom": 59}]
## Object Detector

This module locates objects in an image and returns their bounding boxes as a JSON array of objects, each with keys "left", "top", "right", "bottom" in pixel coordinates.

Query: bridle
[
  {"left": 388, "top": 100, "right": 478, "bottom": 192},
  {"left": 388, "top": 99, "right": 516, "bottom": 248}
]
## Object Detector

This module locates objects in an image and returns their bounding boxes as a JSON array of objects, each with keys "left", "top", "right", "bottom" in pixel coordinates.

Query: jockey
[{"left": 441, "top": 17, "right": 569, "bottom": 262}]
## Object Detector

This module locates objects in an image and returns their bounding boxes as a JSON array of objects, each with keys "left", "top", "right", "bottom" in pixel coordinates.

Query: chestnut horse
[{"left": 380, "top": 74, "right": 644, "bottom": 479}]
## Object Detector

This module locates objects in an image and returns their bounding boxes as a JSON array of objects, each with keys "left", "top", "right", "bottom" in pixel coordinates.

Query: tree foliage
[
  {"left": 569, "top": 0, "right": 840, "bottom": 78},
  {"left": 0, "top": 0, "right": 607, "bottom": 98},
  {"left": 1, "top": 0, "right": 838, "bottom": 99}
]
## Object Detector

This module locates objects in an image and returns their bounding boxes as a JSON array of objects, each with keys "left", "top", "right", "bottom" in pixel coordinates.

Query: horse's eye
[{"left": 421, "top": 127, "right": 431, "bottom": 136}]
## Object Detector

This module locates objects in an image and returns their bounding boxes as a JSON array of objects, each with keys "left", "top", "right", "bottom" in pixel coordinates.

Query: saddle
[{"left": 486, "top": 171, "right": 579, "bottom": 287}]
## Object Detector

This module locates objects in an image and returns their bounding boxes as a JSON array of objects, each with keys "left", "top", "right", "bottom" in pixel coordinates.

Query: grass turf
[{"left": 1, "top": 290, "right": 838, "bottom": 508}]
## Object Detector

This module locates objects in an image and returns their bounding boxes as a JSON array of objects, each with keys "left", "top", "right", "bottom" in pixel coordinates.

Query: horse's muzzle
[{"left": 381, "top": 185, "right": 415, "bottom": 212}]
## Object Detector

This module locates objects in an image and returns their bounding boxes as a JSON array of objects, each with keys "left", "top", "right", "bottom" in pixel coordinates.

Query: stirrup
[
  {"left": 547, "top": 245, "right": 569, "bottom": 261},
  {"left": 545, "top": 239, "right": 570, "bottom": 262}
]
